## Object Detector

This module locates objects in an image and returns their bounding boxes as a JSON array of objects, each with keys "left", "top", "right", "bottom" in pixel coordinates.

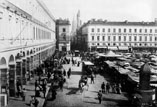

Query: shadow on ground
[
  {"left": 83, "top": 101, "right": 98, "bottom": 104},
  {"left": 100, "top": 96, "right": 133, "bottom": 107},
  {"left": 71, "top": 71, "right": 82, "bottom": 75},
  {"left": 66, "top": 87, "right": 80, "bottom": 95}
]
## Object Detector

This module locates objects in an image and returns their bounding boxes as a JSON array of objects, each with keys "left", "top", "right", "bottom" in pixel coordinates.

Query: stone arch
[
  {"left": 30, "top": 49, "right": 33, "bottom": 55},
  {"left": 27, "top": 50, "right": 29, "bottom": 56},
  {"left": 0, "top": 57, "right": 7, "bottom": 65},
  {"left": 23, "top": 51, "right": 25, "bottom": 57},
  {"left": 9, "top": 55, "right": 14, "bottom": 63},
  {"left": 15, "top": 53, "right": 21, "bottom": 60}
]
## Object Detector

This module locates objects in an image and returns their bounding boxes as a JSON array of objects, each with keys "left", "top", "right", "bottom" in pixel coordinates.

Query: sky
[{"left": 42, "top": 0, "right": 157, "bottom": 23}]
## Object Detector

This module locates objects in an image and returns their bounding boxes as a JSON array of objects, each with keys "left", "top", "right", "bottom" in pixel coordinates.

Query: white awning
[
  {"left": 108, "top": 46, "right": 118, "bottom": 50},
  {"left": 83, "top": 61, "right": 94, "bottom": 65},
  {"left": 118, "top": 46, "right": 129, "bottom": 50},
  {"left": 150, "top": 83, "right": 157, "bottom": 87},
  {"left": 97, "top": 46, "right": 107, "bottom": 49}
]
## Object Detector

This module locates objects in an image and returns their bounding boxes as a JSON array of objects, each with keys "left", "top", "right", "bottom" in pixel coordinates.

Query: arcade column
[
  {"left": 27, "top": 57, "right": 30, "bottom": 80},
  {"left": 22, "top": 59, "right": 27, "bottom": 85},
  {"left": 16, "top": 61, "right": 22, "bottom": 84},
  {"left": 30, "top": 56, "right": 34, "bottom": 77},
  {"left": 0, "top": 68, "right": 9, "bottom": 94},
  {"left": 9, "top": 64, "right": 16, "bottom": 97}
]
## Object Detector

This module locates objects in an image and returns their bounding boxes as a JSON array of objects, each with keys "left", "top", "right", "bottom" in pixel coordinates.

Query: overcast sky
[{"left": 43, "top": 0, "right": 157, "bottom": 23}]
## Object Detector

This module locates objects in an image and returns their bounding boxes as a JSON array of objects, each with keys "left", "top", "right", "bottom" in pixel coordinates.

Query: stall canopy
[
  {"left": 118, "top": 46, "right": 129, "bottom": 50},
  {"left": 83, "top": 61, "right": 94, "bottom": 65},
  {"left": 104, "top": 50, "right": 122, "bottom": 57},
  {"left": 108, "top": 46, "right": 118, "bottom": 50}
]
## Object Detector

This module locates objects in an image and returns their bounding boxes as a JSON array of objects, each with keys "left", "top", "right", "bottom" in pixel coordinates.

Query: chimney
[
  {"left": 104, "top": 20, "right": 107, "bottom": 23},
  {"left": 125, "top": 20, "right": 128, "bottom": 23}
]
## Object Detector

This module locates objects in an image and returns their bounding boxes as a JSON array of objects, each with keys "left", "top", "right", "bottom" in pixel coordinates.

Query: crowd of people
[{"left": 15, "top": 50, "right": 126, "bottom": 106}]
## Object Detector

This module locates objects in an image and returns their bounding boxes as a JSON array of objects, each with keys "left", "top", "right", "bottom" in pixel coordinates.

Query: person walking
[
  {"left": 106, "top": 82, "right": 110, "bottom": 94},
  {"left": 59, "top": 79, "right": 64, "bottom": 91},
  {"left": 112, "top": 83, "right": 117, "bottom": 93},
  {"left": 101, "top": 82, "right": 105, "bottom": 94},
  {"left": 97, "top": 90, "right": 103, "bottom": 104},
  {"left": 16, "top": 80, "right": 22, "bottom": 97},
  {"left": 51, "top": 88, "right": 57, "bottom": 100},
  {"left": 67, "top": 68, "right": 71, "bottom": 78},
  {"left": 21, "top": 88, "right": 26, "bottom": 101},
  {"left": 30, "top": 96, "right": 39, "bottom": 107},
  {"left": 63, "top": 69, "right": 66, "bottom": 77},
  {"left": 90, "top": 74, "right": 94, "bottom": 84}
]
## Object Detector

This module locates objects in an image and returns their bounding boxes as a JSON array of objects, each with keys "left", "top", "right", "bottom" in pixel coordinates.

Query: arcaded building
[
  {"left": 0, "top": 0, "right": 56, "bottom": 100},
  {"left": 79, "top": 19, "right": 157, "bottom": 52}
]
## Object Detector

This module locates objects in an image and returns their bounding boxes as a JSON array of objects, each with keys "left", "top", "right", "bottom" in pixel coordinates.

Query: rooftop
[
  {"left": 56, "top": 19, "right": 71, "bottom": 25},
  {"left": 83, "top": 19, "right": 157, "bottom": 27}
]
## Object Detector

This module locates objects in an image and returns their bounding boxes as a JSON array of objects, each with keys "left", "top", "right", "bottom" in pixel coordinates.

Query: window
[
  {"left": 140, "top": 36, "right": 142, "bottom": 41},
  {"left": 108, "top": 36, "right": 110, "bottom": 41},
  {"left": 63, "top": 34, "right": 66, "bottom": 40},
  {"left": 139, "top": 29, "right": 142, "bottom": 33},
  {"left": 113, "top": 28, "right": 116, "bottom": 33},
  {"left": 108, "top": 43, "right": 110, "bottom": 46},
  {"left": 113, "top": 43, "right": 116, "bottom": 46},
  {"left": 97, "top": 28, "right": 100, "bottom": 32},
  {"left": 135, "top": 43, "right": 137, "bottom": 46},
  {"left": 102, "top": 28, "right": 105, "bottom": 32},
  {"left": 108, "top": 28, "right": 110, "bottom": 33},
  {"left": 155, "top": 37, "right": 157, "bottom": 41},
  {"left": 134, "top": 36, "right": 137, "bottom": 41},
  {"left": 63, "top": 28, "right": 66, "bottom": 32},
  {"left": 97, "top": 43, "right": 99, "bottom": 46},
  {"left": 0, "top": 11, "right": 3, "bottom": 19},
  {"left": 124, "top": 36, "right": 126, "bottom": 41},
  {"left": 150, "top": 29, "right": 152, "bottom": 33},
  {"left": 102, "top": 36, "right": 105, "bottom": 41},
  {"left": 150, "top": 36, "right": 152, "bottom": 41},
  {"left": 145, "top": 29, "right": 147, "bottom": 33},
  {"left": 113, "top": 36, "right": 116, "bottom": 41},
  {"left": 97, "top": 36, "right": 99, "bottom": 41},
  {"left": 119, "top": 36, "right": 121, "bottom": 41},
  {"left": 91, "top": 28, "right": 94, "bottom": 32},
  {"left": 155, "top": 29, "right": 157, "bottom": 33},
  {"left": 129, "top": 36, "right": 131, "bottom": 41},
  {"left": 124, "top": 29, "right": 126, "bottom": 33},
  {"left": 134, "top": 29, "right": 137, "bottom": 33},
  {"left": 129, "top": 29, "right": 132, "bottom": 33},
  {"left": 145, "top": 36, "right": 147, "bottom": 41},
  {"left": 33, "top": 27, "right": 35, "bottom": 39},
  {"left": 92, "top": 36, "right": 94, "bottom": 40},
  {"left": 119, "top": 29, "right": 121, "bottom": 33}
]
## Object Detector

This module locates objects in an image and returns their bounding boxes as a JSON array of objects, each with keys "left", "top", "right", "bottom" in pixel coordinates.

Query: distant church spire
[{"left": 77, "top": 10, "right": 81, "bottom": 29}]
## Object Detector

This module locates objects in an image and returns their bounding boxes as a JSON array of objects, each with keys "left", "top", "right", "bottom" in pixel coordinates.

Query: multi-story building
[
  {"left": 0, "top": 0, "right": 56, "bottom": 102},
  {"left": 56, "top": 19, "right": 71, "bottom": 51},
  {"left": 78, "top": 19, "right": 157, "bottom": 52}
]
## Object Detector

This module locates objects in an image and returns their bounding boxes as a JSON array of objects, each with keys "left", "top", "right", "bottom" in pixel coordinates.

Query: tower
[{"left": 77, "top": 10, "right": 80, "bottom": 29}]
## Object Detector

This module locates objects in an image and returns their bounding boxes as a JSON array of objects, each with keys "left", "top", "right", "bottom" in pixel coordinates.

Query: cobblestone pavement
[{"left": 45, "top": 56, "right": 133, "bottom": 107}]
